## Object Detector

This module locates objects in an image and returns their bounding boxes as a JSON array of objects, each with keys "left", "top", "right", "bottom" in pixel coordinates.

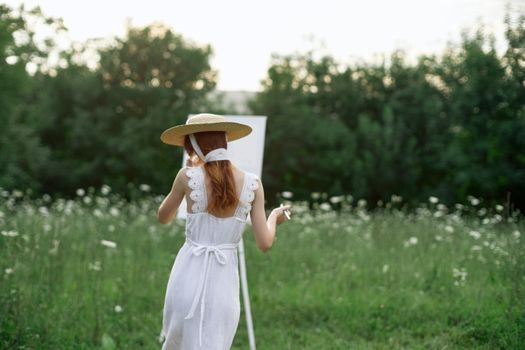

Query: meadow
[{"left": 1, "top": 186, "right": 524, "bottom": 349}]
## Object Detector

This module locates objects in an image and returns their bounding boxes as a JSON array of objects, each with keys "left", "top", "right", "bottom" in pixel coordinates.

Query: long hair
[{"left": 184, "top": 131, "right": 239, "bottom": 213}]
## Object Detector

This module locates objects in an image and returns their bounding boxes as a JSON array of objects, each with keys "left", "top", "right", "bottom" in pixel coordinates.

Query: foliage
[
  {"left": 0, "top": 4, "right": 524, "bottom": 210},
  {"left": 0, "top": 190, "right": 523, "bottom": 348},
  {"left": 250, "top": 13, "right": 525, "bottom": 209},
  {"left": 0, "top": 4, "right": 65, "bottom": 193},
  {"left": 0, "top": 4, "right": 219, "bottom": 198}
]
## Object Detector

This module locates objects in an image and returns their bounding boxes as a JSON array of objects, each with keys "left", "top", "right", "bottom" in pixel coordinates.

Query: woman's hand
[{"left": 270, "top": 204, "right": 292, "bottom": 225}]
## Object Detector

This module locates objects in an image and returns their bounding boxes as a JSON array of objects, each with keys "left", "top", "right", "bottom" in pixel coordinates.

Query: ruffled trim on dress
[
  {"left": 186, "top": 167, "right": 207, "bottom": 213},
  {"left": 186, "top": 167, "right": 259, "bottom": 220},
  {"left": 235, "top": 172, "right": 259, "bottom": 218}
]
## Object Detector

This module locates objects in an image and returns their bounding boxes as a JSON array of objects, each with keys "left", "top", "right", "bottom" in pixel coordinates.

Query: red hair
[{"left": 184, "top": 131, "right": 239, "bottom": 213}]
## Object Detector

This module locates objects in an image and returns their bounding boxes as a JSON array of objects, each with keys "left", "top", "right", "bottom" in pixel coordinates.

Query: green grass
[{"left": 1, "top": 190, "right": 524, "bottom": 349}]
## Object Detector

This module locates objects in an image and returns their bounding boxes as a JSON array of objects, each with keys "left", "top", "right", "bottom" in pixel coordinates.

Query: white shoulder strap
[
  {"left": 234, "top": 172, "right": 259, "bottom": 218},
  {"left": 186, "top": 166, "right": 208, "bottom": 213}
]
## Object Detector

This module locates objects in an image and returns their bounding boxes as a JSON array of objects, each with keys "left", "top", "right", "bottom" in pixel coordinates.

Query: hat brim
[{"left": 160, "top": 122, "right": 252, "bottom": 146}]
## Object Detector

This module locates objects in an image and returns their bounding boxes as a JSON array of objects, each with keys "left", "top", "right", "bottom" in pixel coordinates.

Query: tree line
[{"left": 1, "top": 4, "right": 524, "bottom": 210}]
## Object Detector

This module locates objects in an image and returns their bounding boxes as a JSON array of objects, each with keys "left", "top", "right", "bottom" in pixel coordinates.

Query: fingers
[
  {"left": 275, "top": 204, "right": 292, "bottom": 220},
  {"left": 278, "top": 204, "right": 292, "bottom": 221}
]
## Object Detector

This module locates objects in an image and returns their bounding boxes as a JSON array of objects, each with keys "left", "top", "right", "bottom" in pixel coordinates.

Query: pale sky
[{"left": 5, "top": 0, "right": 524, "bottom": 91}]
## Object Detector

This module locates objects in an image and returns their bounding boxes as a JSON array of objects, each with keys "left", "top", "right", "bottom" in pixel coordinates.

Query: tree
[
  {"left": 251, "top": 12, "right": 525, "bottom": 209},
  {"left": 0, "top": 4, "right": 65, "bottom": 193},
  {"left": 16, "top": 20, "right": 218, "bottom": 197}
]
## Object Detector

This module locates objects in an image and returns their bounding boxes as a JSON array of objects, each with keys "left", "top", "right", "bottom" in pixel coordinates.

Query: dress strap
[
  {"left": 234, "top": 171, "right": 260, "bottom": 219},
  {"left": 186, "top": 166, "right": 208, "bottom": 213}
]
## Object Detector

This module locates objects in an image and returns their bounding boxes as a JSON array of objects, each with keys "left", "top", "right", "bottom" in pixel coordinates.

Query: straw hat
[{"left": 160, "top": 113, "right": 252, "bottom": 146}]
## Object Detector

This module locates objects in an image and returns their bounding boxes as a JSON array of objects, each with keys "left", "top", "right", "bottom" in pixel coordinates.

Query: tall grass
[{"left": 1, "top": 188, "right": 524, "bottom": 349}]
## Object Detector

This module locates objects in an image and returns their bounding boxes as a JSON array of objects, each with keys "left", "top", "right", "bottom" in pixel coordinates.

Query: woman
[{"left": 157, "top": 113, "right": 292, "bottom": 349}]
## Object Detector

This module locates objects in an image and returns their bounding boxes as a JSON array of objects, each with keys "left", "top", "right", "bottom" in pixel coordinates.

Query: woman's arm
[
  {"left": 249, "top": 178, "right": 291, "bottom": 252},
  {"left": 157, "top": 168, "right": 186, "bottom": 224}
]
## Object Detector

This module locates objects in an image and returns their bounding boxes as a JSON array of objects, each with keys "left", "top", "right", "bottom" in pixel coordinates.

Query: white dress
[{"left": 159, "top": 165, "right": 260, "bottom": 349}]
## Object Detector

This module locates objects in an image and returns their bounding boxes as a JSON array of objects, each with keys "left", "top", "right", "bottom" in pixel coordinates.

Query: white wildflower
[
  {"left": 281, "top": 191, "right": 293, "bottom": 199},
  {"left": 357, "top": 199, "right": 367, "bottom": 208},
  {"left": 390, "top": 194, "right": 402, "bottom": 203},
  {"left": 437, "top": 204, "right": 447, "bottom": 211},
  {"left": 495, "top": 204, "right": 504, "bottom": 212},
  {"left": 468, "top": 196, "right": 480, "bottom": 206},
  {"left": 139, "top": 184, "right": 151, "bottom": 192},
  {"left": 108, "top": 224, "right": 115, "bottom": 232},
  {"left": 49, "top": 239, "right": 60, "bottom": 255},
  {"left": 429, "top": 196, "right": 439, "bottom": 204},
  {"left": 1, "top": 230, "right": 18, "bottom": 237},
  {"left": 5, "top": 267, "right": 14, "bottom": 275},
  {"left": 96, "top": 197, "right": 109, "bottom": 207},
  {"left": 329, "top": 195, "right": 343, "bottom": 204},
  {"left": 39, "top": 206, "right": 49, "bottom": 216},
  {"left": 311, "top": 192, "right": 321, "bottom": 200},
  {"left": 445, "top": 225, "right": 454, "bottom": 233},
  {"left": 83, "top": 196, "right": 92, "bottom": 204},
  {"left": 492, "top": 214, "right": 502, "bottom": 223},
  {"left": 88, "top": 261, "right": 102, "bottom": 271},
  {"left": 319, "top": 203, "right": 331, "bottom": 211},
  {"left": 452, "top": 267, "right": 467, "bottom": 286},
  {"left": 357, "top": 210, "right": 370, "bottom": 222},
  {"left": 109, "top": 207, "right": 120, "bottom": 217},
  {"left": 404, "top": 236, "right": 418, "bottom": 247},
  {"left": 101, "top": 185, "right": 111, "bottom": 195},
  {"left": 382, "top": 264, "right": 389, "bottom": 273},
  {"left": 93, "top": 209, "right": 103, "bottom": 218},
  {"left": 76, "top": 188, "right": 85, "bottom": 197},
  {"left": 114, "top": 305, "right": 123, "bottom": 313},
  {"left": 469, "top": 230, "right": 481, "bottom": 239},
  {"left": 101, "top": 239, "right": 117, "bottom": 248},
  {"left": 513, "top": 230, "right": 520, "bottom": 239},
  {"left": 493, "top": 246, "right": 509, "bottom": 256}
]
